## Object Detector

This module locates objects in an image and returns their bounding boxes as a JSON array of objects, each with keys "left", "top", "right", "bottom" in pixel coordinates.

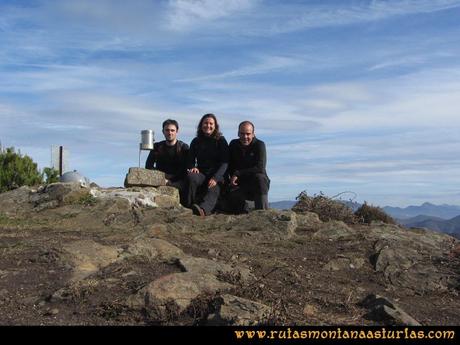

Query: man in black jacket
[
  {"left": 145, "top": 119, "right": 189, "bottom": 205},
  {"left": 227, "top": 121, "right": 270, "bottom": 213}
]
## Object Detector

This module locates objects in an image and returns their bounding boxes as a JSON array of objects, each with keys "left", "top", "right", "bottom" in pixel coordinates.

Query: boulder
[
  {"left": 30, "top": 182, "right": 91, "bottom": 210},
  {"left": 62, "top": 240, "right": 121, "bottom": 281},
  {"left": 136, "top": 272, "right": 233, "bottom": 317},
  {"left": 0, "top": 186, "right": 33, "bottom": 216},
  {"left": 126, "top": 237, "right": 185, "bottom": 263},
  {"left": 124, "top": 168, "right": 166, "bottom": 187}
]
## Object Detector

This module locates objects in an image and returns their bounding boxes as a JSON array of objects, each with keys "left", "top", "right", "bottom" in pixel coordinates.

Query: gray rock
[
  {"left": 207, "top": 294, "right": 271, "bottom": 325},
  {"left": 90, "top": 187, "right": 180, "bottom": 208},
  {"left": 225, "top": 209, "right": 299, "bottom": 240},
  {"left": 313, "top": 220, "right": 355, "bottom": 240},
  {"left": 126, "top": 237, "right": 185, "bottom": 263},
  {"left": 372, "top": 239, "right": 451, "bottom": 293},
  {"left": 361, "top": 294, "right": 421, "bottom": 326},
  {"left": 62, "top": 240, "right": 121, "bottom": 281},
  {"left": 31, "top": 182, "right": 91, "bottom": 210},
  {"left": 0, "top": 186, "right": 33, "bottom": 215},
  {"left": 138, "top": 272, "right": 233, "bottom": 316},
  {"left": 178, "top": 257, "right": 254, "bottom": 283},
  {"left": 124, "top": 168, "right": 166, "bottom": 187},
  {"left": 323, "top": 258, "right": 352, "bottom": 271}
]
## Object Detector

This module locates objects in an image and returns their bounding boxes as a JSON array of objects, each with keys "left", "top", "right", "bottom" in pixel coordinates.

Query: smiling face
[
  {"left": 238, "top": 123, "right": 255, "bottom": 146},
  {"left": 201, "top": 116, "right": 216, "bottom": 136}
]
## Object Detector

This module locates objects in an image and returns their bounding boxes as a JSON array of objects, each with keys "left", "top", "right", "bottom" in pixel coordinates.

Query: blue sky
[{"left": 1, "top": 0, "right": 460, "bottom": 207}]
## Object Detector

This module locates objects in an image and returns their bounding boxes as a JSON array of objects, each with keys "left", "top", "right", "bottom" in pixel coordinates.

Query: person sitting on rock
[
  {"left": 227, "top": 121, "right": 270, "bottom": 213},
  {"left": 186, "top": 113, "right": 229, "bottom": 217},
  {"left": 145, "top": 119, "right": 189, "bottom": 205}
]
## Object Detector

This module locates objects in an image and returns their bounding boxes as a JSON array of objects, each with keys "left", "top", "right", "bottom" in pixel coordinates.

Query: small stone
[
  {"left": 122, "top": 271, "right": 137, "bottom": 278},
  {"left": 208, "top": 248, "right": 218, "bottom": 257},
  {"left": 50, "top": 308, "right": 59, "bottom": 315},
  {"left": 303, "top": 304, "right": 318, "bottom": 317}
]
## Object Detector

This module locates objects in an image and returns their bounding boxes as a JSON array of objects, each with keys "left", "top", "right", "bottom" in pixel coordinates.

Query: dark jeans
[
  {"left": 228, "top": 173, "right": 270, "bottom": 214},
  {"left": 185, "top": 172, "right": 221, "bottom": 215}
]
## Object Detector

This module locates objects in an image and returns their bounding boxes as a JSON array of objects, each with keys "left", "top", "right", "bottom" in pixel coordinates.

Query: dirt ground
[{"left": 0, "top": 202, "right": 459, "bottom": 326}]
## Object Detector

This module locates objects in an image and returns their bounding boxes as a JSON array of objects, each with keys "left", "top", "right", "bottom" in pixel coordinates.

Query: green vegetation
[
  {"left": 43, "top": 167, "right": 60, "bottom": 184},
  {"left": 0, "top": 147, "right": 42, "bottom": 193},
  {"left": 354, "top": 202, "right": 395, "bottom": 225},
  {"left": 78, "top": 193, "right": 97, "bottom": 206},
  {"left": 0, "top": 147, "right": 62, "bottom": 193}
]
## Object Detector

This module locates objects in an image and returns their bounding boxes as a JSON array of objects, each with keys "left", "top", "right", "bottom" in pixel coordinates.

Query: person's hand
[
  {"left": 230, "top": 175, "right": 238, "bottom": 186},
  {"left": 208, "top": 178, "right": 217, "bottom": 189},
  {"left": 188, "top": 168, "right": 200, "bottom": 174}
]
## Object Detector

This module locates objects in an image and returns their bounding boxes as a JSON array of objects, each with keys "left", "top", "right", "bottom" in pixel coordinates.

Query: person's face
[
  {"left": 238, "top": 124, "right": 255, "bottom": 146},
  {"left": 163, "top": 124, "right": 178, "bottom": 142},
  {"left": 201, "top": 117, "right": 215, "bottom": 136}
]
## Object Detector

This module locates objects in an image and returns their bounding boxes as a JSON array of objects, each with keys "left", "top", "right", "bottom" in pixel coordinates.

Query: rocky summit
[{"left": 0, "top": 183, "right": 459, "bottom": 326}]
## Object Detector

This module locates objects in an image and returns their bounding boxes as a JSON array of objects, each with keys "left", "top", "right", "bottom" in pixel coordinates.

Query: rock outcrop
[{"left": 0, "top": 184, "right": 458, "bottom": 326}]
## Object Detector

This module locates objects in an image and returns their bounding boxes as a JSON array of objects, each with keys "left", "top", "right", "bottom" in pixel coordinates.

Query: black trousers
[
  {"left": 185, "top": 172, "right": 221, "bottom": 215},
  {"left": 228, "top": 173, "right": 270, "bottom": 214}
]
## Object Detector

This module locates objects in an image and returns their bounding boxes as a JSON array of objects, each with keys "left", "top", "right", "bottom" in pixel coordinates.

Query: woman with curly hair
[{"left": 186, "top": 113, "right": 229, "bottom": 216}]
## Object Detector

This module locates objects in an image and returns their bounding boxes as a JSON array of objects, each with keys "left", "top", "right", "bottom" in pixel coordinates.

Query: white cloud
[
  {"left": 177, "top": 55, "right": 302, "bottom": 82},
  {"left": 167, "top": 0, "right": 258, "bottom": 31},
  {"left": 263, "top": 0, "right": 460, "bottom": 35}
]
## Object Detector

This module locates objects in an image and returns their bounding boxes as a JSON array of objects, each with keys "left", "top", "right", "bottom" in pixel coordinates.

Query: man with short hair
[
  {"left": 145, "top": 119, "right": 189, "bottom": 205},
  {"left": 227, "top": 121, "right": 270, "bottom": 213}
]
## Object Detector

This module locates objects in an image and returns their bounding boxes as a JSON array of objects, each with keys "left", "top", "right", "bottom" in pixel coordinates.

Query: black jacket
[
  {"left": 145, "top": 140, "right": 189, "bottom": 182},
  {"left": 187, "top": 136, "right": 229, "bottom": 182},
  {"left": 228, "top": 137, "right": 268, "bottom": 178}
]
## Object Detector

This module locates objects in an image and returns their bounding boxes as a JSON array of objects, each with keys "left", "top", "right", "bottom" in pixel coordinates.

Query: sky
[{"left": 1, "top": 0, "right": 460, "bottom": 207}]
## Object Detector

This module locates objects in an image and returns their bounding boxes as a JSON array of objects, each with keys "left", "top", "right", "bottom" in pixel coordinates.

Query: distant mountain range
[
  {"left": 269, "top": 200, "right": 296, "bottom": 210},
  {"left": 398, "top": 215, "right": 460, "bottom": 237},
  {"left": 382, "top": 202, "right": 460, "bottom": 220},
  {"left": 269, "top": 200, "right": 460, "bottom": 237}
]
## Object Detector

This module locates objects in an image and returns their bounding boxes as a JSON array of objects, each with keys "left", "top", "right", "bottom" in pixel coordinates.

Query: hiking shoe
[{"left": 192, "top": 204, "right": 205, "bottom": 217}]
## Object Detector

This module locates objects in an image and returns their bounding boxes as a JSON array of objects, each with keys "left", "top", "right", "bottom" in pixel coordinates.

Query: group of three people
[{"left": 145, "top": 113, "right": 270, "bottom": 216}]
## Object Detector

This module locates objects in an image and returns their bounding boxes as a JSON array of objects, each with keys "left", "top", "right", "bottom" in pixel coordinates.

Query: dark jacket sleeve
[
  {"left": 234, "top": 139, "right": 266, "bottom": 177},
  {"left": 187, "top": 138, "right": 198, "bottom": 169},
  {"left": 145, "top": 143, "right": 158, "bottom": 169},
  {"left": 177, "top": 142, "right": 190, "bottom": 180},
  {"left": 212, "top": 137, "right": 229, "bottom": 183}
]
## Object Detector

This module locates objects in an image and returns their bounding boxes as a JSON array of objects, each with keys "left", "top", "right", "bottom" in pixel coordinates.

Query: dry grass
[
  {"left": 354, "top": 202, "right": 395, "bottom": 225},
  {"left": 292, "top": 191, "right": 357, "bottom": 224}
]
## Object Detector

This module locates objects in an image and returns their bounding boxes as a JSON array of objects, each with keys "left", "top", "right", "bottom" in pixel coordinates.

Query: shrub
[
  {"left": 292, "top": 191, "right": 357, "bottom": 224},
  {"left": 354, "top": 202, "right": 395, "bottom": 224},
  {"left": 43, "top": 167, "right": 60, "bottom": 184},
  {"left": 78, "top": 193, "right": 97, "bottom": 206},
  {"left": 0, "top": 147, "right": 43, "bottom": 193}
]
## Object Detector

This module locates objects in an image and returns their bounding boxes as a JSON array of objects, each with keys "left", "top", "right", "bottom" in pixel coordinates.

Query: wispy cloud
[
  {"left": 1, "top": 1, "right": 459, "bottom": 207},
  {"left": 262, "top": 0, "right": 460, "bottom": 35},
  {"left": 176, "top": 55, "right": 302, "bottom": 82},
  {"left": 166, "top": 0, "right": 258, "bottom": 31}
]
